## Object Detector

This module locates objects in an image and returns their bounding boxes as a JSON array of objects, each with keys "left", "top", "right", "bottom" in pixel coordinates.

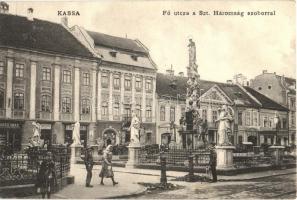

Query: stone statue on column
[
  {"left": 29, "top": 122, "right": 42, "bottom": 147},
  {"left": 72, "top": 121, "right": 81, "bottom": 146},
  {"left": 217, "top": 105, "right": 234, "bottom": 146},
  {"left": 130, "top": 113, "right": 140, "bottom": 144}
]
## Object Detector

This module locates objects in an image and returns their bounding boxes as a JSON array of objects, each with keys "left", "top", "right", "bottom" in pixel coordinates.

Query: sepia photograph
[{"left": 0, "top": 0, "right": 296, "bottom": 199}]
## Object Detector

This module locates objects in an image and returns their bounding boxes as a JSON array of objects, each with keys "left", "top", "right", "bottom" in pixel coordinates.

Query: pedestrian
[
  {"left": 209, "top": 143, "right": 217, "bottom": 182},
  {"left": 36, "top": 152, "right": 57, "bottom": 199},
  {"left": 99, "top": 144, "right": 118, "bottom": 186},
  {"left": 83, "top": 146, "right": 94, "bottom": 187}
]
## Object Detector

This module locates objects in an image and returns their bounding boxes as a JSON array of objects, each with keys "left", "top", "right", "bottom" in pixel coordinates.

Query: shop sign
[
  {"left": 0, "top": 122, "right": 21, "bottom": 129},
  {"left": 40, "top": 124, "right": 52, "bottom": 130}
]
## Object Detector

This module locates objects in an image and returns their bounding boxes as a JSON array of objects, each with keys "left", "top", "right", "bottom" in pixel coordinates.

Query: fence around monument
[
  {"left": 136, "top": 145, "right": 296, "bottom": 170},
  {"left": 0, "top": 145, "right": 71, "bottom": 187}
]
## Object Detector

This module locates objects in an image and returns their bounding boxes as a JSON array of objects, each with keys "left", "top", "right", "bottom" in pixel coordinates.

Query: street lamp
[{"left": 273, "top": 113, "right": 280, "bottom": 146}]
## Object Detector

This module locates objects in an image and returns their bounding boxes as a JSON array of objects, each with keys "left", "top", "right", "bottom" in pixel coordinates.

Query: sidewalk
[{"left": 25, "top": 164, "right": 296, "bottom": 199}]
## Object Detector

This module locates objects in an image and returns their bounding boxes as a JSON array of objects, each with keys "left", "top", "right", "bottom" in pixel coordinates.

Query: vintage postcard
[{"left": 0, "top": 0, "right": 295, "bottom": 199}]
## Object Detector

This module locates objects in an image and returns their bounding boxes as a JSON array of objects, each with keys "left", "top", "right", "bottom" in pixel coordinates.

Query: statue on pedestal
[
  {"left": 29, "top": 122, "right": 43, "bottom": 147},
  {"left": 72, "top": 121, "right": 81, "bottom": 146},
  {"left": 217, "top": 105, "right": 234, "bottom": 146},
  {"left": 130, "top": 113, "right": 140, "bottom": 144}
]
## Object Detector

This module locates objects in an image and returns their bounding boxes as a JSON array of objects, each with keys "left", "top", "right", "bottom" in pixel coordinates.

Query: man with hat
[
  {"left": 83, "top": 146, "right": 94, "bottom": 187},
  {"left": 208, "top": 143, "right": 217, "bottom": 182}
]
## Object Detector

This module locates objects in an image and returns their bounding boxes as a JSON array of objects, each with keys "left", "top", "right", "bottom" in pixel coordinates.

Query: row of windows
[
  {"left": 101, "top": 72, "right": 152, "bottom": 91},
  {"left": 101, "top": 102, "right": 152, "bottom": 119}
]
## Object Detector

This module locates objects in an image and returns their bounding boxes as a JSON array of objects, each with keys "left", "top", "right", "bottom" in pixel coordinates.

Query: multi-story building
[
  {"left": 69, "top": 25, "right": 157, "bottom": 146},
  {"left": 156, "top": 71, "right": 289, "bottom": 147},
  {"left": 250, "top": 70, "right": 296, "bottom": 145},
  {"left": 0, "top": 9, "right": 99, "bottom": 150}
]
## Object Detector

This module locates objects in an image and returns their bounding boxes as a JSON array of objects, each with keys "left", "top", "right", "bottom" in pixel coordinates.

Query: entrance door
[
  {"left": 103, "top": 129, "right": 117, "bottom": 147},
  {"left": 41, "top": 129, "right": 52, "bottom": 148}
]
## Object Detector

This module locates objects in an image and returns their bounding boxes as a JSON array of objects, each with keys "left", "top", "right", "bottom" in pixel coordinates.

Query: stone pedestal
[
  {"left": 125, "top": 143, "right": 141, "bottom": 168},
  {"left": 269, "top": 145, "right": 285, "bottom": 166},
  {"left": 70, "top": 144, "right": 83, "bottom": 164},
  {"left": 216, "top": 145, "right": 235, "bottom": 170}
]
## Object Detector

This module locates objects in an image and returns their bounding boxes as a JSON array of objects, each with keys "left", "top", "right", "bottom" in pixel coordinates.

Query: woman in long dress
[{"left": 99, "top": 145, "right": 118, "bottom": 186}]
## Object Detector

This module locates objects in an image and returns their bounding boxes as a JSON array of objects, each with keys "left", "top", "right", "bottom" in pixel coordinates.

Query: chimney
[
  {"left": 27, "top": 8, "right": 34, "bottom": 21},
  {"left": 262, "top": 70, "right": 267, "bottom": 74},
  {"left": 0, "top": 1, "right": 9, "bottom": 14},
  {"left": 178, "top": 72, "right": 184, "bottom": 77},
  {"left": 226, "top": 80, "right": 233, "bottom": 84},
  {"left": 61, "top": 16, "right": 68, "bottom": 27}
]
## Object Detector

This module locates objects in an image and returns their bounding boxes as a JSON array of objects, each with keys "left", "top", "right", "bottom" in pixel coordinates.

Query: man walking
[
  {"left": 84, "top": 146, "right": 94, "bottom": 187},
  {"left": 209, "top": 143, "right": 217, "bottom": 182}
]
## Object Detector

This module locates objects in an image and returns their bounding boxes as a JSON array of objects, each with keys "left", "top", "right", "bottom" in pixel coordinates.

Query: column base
[
  {"left": 125, "top": 143, "right": 141, "bottom": 168},
  {"left": 70, "top": 144, "right": 83, "bottom": 164},
  {"left": 216, "top": 145, "right": 235, "bottom": 170}
]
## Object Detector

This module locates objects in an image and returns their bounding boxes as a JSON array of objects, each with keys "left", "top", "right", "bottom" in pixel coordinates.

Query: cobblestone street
[{"left": 135, "top": 174, "right": 296, "bottom": 199}]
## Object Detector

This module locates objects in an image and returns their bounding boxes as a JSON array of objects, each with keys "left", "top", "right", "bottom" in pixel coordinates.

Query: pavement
[{"left": 26, "top": 164, "right": 296, "bottom": 199}]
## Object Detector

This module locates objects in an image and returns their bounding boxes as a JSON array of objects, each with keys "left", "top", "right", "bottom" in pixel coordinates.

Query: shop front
[
  {"left": 40, "top": 123, "right": 53, "bottom": 147},
  {"left": 0, "top": 121, "right": 23, "bottom": 152}
]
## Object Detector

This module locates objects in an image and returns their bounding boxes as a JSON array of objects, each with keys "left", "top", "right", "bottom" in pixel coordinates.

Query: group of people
[{"left": 83, "top": 143, "right": 118, "bottom": 188}]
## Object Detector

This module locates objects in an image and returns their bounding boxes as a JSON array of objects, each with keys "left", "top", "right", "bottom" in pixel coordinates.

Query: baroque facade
[
  {"left": 0, "top": 11, "right": 98, "bottom": 150},
  {"left": 155, "top": 71, "right": 289, "bottom": 147},
  {"left": 69, "top": 25, "right": 157, "bottom": 146}
]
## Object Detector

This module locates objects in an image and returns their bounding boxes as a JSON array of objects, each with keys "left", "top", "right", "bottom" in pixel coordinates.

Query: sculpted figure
[
  {"left": 72, "top": 121, "right": 81, "bottom": 145},
  {"left": 130, "top": 113, "right": 140, "bottom": 144},
  {"left": 216, "top": 105, "right": 234, "bottom": 146}
]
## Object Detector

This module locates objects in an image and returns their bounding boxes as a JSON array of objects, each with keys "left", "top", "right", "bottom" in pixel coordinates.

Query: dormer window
[
  {"left": 131, "top": 55, "right": 138, "bottom": 61},
  {"left": 109, "top": 50, "right": 117, "bottom": 57}
]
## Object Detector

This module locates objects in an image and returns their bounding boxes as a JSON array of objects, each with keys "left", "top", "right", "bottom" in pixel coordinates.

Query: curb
[
  {"left": 219, "top": 171, "right": 296, "bottom": 182},
  {"left": 104, "top": 186, "right": 147, "bottom": 199}
]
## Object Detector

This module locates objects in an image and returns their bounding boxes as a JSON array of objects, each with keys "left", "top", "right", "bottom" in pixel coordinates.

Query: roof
[
  {"left": 0, "top": 14, "right": 94, "bottom": 59},
  {"left": 244, "top": 86, "right": 288, "bottom": 111},
  {"left": 156, "top": 73, "right": 260, "bottom": 108},
  {"left": 87, "top": 31, "right": 147, "bottom": 54}
]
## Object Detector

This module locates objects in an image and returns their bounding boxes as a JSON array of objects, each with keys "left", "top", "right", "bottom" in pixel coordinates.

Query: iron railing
[{"left": 0, "top": 145, "right": 71, "bottom": 187}]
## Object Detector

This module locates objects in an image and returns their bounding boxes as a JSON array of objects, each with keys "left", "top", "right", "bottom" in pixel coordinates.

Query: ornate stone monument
[
  {"left": 70, "top": 121, "right": 83, "bottom": 164},
  {"left": 126, "top": 113, "right": 141, "bottom": 168},
  {"left": 178, "top": 38, "right": 207, "bottom": 149},
  {"left": 216, "top": 104, "right": 236, "bottom": 170}
]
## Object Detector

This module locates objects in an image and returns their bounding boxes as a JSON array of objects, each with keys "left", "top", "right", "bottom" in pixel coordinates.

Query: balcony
[
  {"left": 61, "top": 113, "right": 73, "bottom": 121},
  {"left": 0, "top": 109, "right": 5, "bottom": 118},
  {"left": 13, "top": 110, "right": 25, "bottom": 119},
  {"left": 80, "top": 114, "right": 91, "bottom": 122},
  {"left": 38, "top": 111, "right": 52, "bottom": 120}
]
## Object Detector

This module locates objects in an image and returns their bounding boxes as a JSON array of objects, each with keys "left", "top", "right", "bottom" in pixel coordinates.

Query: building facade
[
  {"left": 250, "top": 70, "right": 296, "bottom": 145},
  {"left": 155, "top": 72, "right": 289, "bottom": 147},
  {"left": 0, "top": 11, "right": 99, "bottom": 150},
  {"left": 69, "top": 26, "right": 157, "bottom": 147}
]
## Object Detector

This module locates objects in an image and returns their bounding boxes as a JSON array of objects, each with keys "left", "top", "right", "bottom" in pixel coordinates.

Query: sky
[{"left": 6, "top": 0, "right": 296, "bottom": 82}]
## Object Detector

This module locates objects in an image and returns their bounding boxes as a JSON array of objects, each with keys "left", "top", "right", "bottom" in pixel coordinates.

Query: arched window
[
  {"left": 81, "top": 99, "right": 90, "bottom": 114},
  {"left": 41, "top": 95, "right": 51, "bottom": 112}
]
